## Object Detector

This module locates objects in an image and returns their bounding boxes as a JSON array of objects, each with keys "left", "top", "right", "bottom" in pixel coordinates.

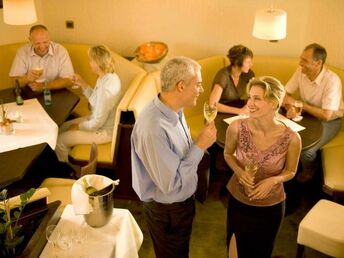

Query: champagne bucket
[{"left": 84, "top": 184, "right": 114, "bottom": 227}]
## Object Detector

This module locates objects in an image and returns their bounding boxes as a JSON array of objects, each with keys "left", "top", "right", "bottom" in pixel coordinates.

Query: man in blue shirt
[{"left": 131, "top": 56, "right": 217, "bottom": 258}]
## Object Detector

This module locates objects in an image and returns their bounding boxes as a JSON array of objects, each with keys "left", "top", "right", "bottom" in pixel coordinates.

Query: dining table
[
  {"left": 0, "top": 86, "right": 80, "bottom": 189},
  {"left": 39, "top": 204, "right": 143, "bottom": 258}
]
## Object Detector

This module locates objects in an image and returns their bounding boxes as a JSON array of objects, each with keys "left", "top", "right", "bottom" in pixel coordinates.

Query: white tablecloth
[
  {"left": 0, "top": 99, "right": 58, "bottom": 153},
  {"left": 40, "top": 205, "right": 143, "bottom": 258}
]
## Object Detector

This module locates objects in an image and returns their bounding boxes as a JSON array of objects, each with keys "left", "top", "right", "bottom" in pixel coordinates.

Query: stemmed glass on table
[
  {"left": 203, "top": 101, "right": 217, "bottom": 123},
  {"left": 46, "top": 225, "right": 60, "bottom": 248},
  {"left": 291, "top": 100, "right": 303, "bottom": 122}
]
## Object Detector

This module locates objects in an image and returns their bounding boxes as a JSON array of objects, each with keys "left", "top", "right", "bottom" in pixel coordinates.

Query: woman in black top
[{"left": 209, "top": 45, "right": 255, "bottom": 114}]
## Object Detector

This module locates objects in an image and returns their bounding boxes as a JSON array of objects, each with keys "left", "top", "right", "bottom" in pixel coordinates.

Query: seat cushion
[
  {"left": 321, "top": 145, "right": 344, "bottom": 192},
  {"left": 321, "top": 130, "right": 344, "bottom": 149},
  {"left": 297, "top": 199, "right": 344, "bottom": 257},
  {"left": 40, "top": 178, "right": 76, "bottom": 210},
  {"left": 69, "top": 143, "right": 111, "bottom": 164}
]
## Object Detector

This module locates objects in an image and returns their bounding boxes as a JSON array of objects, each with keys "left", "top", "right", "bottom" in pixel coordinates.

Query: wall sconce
[
  {"left": 3, "top": 0, "right": 37, "bottom": 25},
  {"left": 252, "top": 1, "right": 287, "bottom": 42}
]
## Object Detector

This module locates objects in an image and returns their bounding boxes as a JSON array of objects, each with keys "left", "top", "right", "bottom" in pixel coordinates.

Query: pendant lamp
[{"left": 3, "top": 0, "right": 37, "bottom": 25}]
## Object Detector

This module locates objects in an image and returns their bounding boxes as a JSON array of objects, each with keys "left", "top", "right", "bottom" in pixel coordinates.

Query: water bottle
[
  {"left": 15, "top": 80, "right": 24, "bottom": 105},
  {"left": 43, "top": 80, "right": 52, "bottom": 106}
]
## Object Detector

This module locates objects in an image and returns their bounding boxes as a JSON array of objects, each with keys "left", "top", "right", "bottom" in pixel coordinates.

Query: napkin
[{"left": 71, "top": 174, "right": 115, "bottom": 215}]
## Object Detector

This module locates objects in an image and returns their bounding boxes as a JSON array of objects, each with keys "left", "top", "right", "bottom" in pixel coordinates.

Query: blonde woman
[
  {"left": 56, "top": 45, "right": 121, "bottom": 163},
  {"left": 224, "top": 77, "right": 301, "bottom": 258}
]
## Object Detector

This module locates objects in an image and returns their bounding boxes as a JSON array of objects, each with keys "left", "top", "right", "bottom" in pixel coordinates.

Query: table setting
[
  {"left": 0, "top": 98, "right": 58, "bottom": 153},
  {"left": 39, "top": 175, "right": 143, "bottom": 258}
]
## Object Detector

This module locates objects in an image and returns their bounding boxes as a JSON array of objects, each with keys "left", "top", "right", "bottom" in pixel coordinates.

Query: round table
[{"left": 215, "top": 112, "right": 323, "bottom": 150}]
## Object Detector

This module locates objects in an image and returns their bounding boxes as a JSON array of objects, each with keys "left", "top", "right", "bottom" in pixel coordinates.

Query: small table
[
  {"left": 39, "top": 205, "right": 143, "bottom": 258},
  {"left": 215, "top": 112, "right": 323, "bottom": 150},
  {"left": 0, "top": 87, "right": 79, "bottom": 188}
]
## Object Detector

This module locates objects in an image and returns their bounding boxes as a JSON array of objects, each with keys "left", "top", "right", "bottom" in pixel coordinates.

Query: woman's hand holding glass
[
  {"left": 239, "top": 162, "right": 258, "bottom": 196},
  {"left": 248, "top": 177, "right": 277, "bottom": 200},
  {"left": 71, "top": 74, "right": 87, "bottom": 89},
  {"left": 203, "top": 101, "right": 217, "bottom": 123}
]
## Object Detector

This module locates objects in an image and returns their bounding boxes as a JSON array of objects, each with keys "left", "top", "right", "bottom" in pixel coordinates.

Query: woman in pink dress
[{"left": 224, "top": 76, "right": 302, "bottom": 258}]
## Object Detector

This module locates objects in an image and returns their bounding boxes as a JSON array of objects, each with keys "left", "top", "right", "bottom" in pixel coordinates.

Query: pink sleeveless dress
[{"left": 227, "top": 119, "right": 296, "bottom": 207}]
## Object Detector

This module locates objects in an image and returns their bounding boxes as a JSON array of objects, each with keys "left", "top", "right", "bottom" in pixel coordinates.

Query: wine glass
[
  {"left": 291, "top": 100, "right": 303, "bottom": 122},
  {"left": 71, "top": 222, "right": 88, "bottom": 245},
  {"left": 57, "top": 228, "right": 74, "bottom": 250},
  {"left": 203, "top": 101, "right": 217, "bottom": 123},
  {"left": 46, "top": 225, "right": 60, "bottom": 248},
  {"left": 34, "top": 67, "right": 44, "bottom": 83},
  {"left": 245, "top": 162, "right": 258, "bottom": 176},
  {"left": 243, "top": 162, "right": 258, "bottom": 196}
]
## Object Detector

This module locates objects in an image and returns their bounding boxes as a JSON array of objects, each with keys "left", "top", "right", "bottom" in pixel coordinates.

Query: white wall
[{"left": 1, "top": 0, "right": 343, "bottom": 68}]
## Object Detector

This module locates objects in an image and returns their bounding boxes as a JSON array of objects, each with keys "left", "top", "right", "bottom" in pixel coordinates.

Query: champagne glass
[
  {"left": 244, "top": 162, "right": 258, "bottom": 196},
  {"left": 203, "top": 101, "right": 217, "bottom": 123},
  {"left": 245, "top": 162, "right": 258, "bottom": 176},
  {"left": 291, "top": 100, "right": 303, "bottom": 122},
  {"left": 46, "top": 225, "right": 60, "bottom": 248},
  {"left": 57, "top": 228, "right": 74, "bottom": 250}
]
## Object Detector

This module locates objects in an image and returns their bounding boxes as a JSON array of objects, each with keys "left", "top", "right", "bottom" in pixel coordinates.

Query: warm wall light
[
  {"left": 3, "top": 0, "right": 37, "bottom": 25},
  {"left": 252, "top": 4, "right": 287, "bottom": 42}
]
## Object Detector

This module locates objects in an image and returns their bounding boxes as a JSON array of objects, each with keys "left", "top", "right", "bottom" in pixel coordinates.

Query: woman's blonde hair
[
  {"left": 88, "top": 45, "right": 116, "bottom": 74},
  {"left": 247, "top": 76, "right": 285, "bottom": 109}
]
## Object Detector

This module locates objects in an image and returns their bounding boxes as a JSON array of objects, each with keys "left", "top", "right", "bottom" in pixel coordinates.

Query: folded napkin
[{"left": 71, "top": 175, "right": 117, "bottom": 215}]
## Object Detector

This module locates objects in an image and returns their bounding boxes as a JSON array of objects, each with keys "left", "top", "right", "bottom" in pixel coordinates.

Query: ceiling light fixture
[
  {"left": 252, "top": 0, "right": 287, "bottom": 42},
  {"left": 3, "top": 0, "right": 37, "bottom": 25}
]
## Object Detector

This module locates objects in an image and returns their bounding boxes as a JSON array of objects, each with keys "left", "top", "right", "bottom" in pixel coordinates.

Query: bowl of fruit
[{"left": 135, "top": 41, "right": 168, "bottom": 63}]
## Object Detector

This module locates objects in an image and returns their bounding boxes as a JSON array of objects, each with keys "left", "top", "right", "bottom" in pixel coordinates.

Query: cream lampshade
[
  {"left": 252, "top": 8, "right": 287, "bottom": 42},
  {"left": 3, "top": 0, "right": 37, "bottom": 25}
]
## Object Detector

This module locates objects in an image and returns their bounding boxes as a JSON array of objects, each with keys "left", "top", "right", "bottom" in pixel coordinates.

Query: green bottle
[{"left": 15, "top": 80, "right": 23, "bottom": 105}]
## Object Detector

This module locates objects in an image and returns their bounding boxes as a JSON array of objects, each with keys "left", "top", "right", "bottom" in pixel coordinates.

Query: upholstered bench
[{"left": 297, "top": 199, "right": 344, "bottom": 257}]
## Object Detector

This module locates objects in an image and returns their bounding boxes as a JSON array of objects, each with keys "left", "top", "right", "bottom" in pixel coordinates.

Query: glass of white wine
[
  {"left": 245, "top": 162, "right": 258, "bottom": 176},
  {"left": 203, "top": 101, "right": 217, "bottom": 123},
  {"left": 244, "top": 162, "right": 258, "bottom": 196},
  {"left": 291, "top": 100, "right": 303, "bottom": 122}
]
